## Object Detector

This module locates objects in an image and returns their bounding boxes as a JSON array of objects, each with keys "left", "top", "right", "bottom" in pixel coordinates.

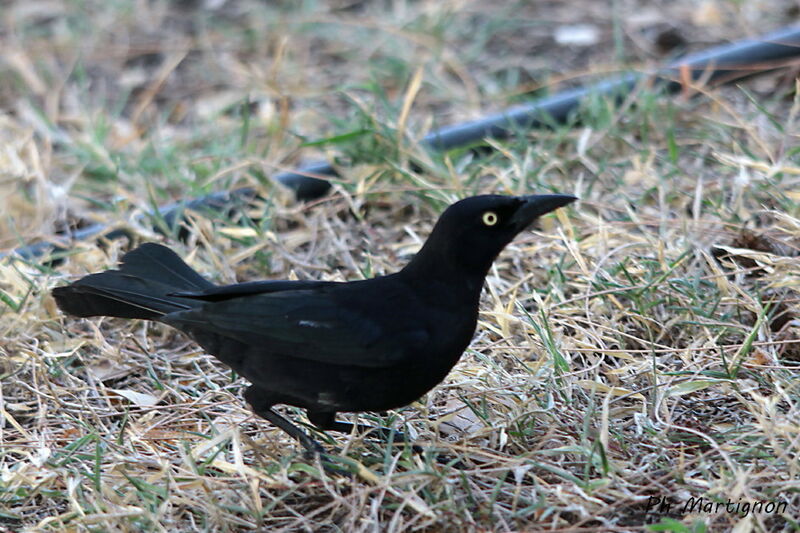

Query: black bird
[{"left": 52, "top": 194, "right": 576, "bottom": 456}]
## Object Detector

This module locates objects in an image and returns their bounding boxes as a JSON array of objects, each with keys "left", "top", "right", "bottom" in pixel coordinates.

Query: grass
[{"left": 1, "top": 0, "right": 799, "bottom": 531}]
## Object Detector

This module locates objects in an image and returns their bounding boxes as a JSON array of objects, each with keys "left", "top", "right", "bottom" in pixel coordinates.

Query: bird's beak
[{"left": 510, "top": 194, "right": 577, "bottom": 229}]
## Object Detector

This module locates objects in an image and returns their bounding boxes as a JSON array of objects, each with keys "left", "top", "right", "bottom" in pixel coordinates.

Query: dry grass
[{"left": 1, "top": 1, "right": 800, "bottom": 531}]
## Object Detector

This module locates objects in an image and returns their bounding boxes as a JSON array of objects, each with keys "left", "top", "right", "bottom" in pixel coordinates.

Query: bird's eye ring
[{"left": 482, "top": 211, "right": 498, "bottom": 226}]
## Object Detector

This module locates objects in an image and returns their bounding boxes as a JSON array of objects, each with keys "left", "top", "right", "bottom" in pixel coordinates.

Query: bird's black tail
[{"left": 52, "top": 243, "right": 215, "bottom": 320}]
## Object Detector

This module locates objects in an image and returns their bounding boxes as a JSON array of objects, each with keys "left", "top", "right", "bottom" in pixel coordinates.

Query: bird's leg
[
  {"left": 246, "top": 393, "right": 358, "bottom": 476},
  {"left": 308, "top": 411, "right": 419, "bottom": 450},
  {"left": 244, "top": 387, "right": 325, "bottom": 454},
  {"left": 258, "top": 407, "right": 326, "bottom": 455},
  {"left": 244, "top": 388, "right": 360, "bottom": 475}
]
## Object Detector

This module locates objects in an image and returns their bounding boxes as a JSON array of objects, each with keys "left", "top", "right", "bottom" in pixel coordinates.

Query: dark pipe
[
  {"left": 283, "top": 24, "right": 800, "bottom": 196},
  {"left": 273, "top": 160, "right": 340, "bottom": 201},
  {"left": 4, "top": 25, "right": 800, "bottom": 261},
  {"left": 3, "top": 188, "right": 258, "bottom": 261}
]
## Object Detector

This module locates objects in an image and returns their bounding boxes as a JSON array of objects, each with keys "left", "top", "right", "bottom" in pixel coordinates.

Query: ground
[{"left": 0, "top": 1, "right": 799, "bottom": 531}]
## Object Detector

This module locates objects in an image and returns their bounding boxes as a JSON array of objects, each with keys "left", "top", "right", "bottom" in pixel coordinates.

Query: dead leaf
[
  {"left": 109, "top": 388, "right": 160, "bottom": 407},
  {"left": 437, "top": 399, "right": 484, "bottom": 436}
]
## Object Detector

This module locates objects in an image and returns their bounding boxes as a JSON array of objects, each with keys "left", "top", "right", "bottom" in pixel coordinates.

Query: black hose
[
  {"left": 282, "top": 24, "right": 800, "bottom": 197},
  {"left": 4, "top": 188, "right": 259, "bottom": 261},
  {"left": 4, "top": 24, "right": 800, "bottom": 261}
]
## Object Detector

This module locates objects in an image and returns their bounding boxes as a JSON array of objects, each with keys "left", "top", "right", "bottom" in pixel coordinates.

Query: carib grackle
[{"left": 52, "top": 194, "right": 576, "bottom": 457}]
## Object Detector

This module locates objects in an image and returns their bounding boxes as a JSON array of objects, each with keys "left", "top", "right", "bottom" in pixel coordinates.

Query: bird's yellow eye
[{"left": 482, "top": 211, "right": 498, "bottom": 226}]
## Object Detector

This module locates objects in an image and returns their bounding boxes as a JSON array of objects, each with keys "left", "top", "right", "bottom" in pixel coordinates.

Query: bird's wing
[
  {"left": 163, "top": 286, "right": 430, "bottom": 368},
  {"left": 171, "top": 279, "right": 336, "bottom": 302}
]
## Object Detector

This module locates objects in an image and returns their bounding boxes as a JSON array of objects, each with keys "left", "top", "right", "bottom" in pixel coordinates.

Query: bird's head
[{"left": 403, "top": 194, "right": 577, "bottom": 281}]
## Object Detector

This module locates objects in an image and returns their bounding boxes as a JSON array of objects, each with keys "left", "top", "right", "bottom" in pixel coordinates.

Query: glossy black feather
[
  {"left": 164, "top": 280, "right": 432, "bottom": 368},
  {"left": 171, "top": 279, "right": 333, "bottom": 301}
]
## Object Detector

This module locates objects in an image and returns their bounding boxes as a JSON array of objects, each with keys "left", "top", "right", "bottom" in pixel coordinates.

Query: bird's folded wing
[
  {"left": 163, "top": 289, "right": 430, "bottom": 368},
  {"left": 171, "top": 279, "right": 335, "bottom": 301}
]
